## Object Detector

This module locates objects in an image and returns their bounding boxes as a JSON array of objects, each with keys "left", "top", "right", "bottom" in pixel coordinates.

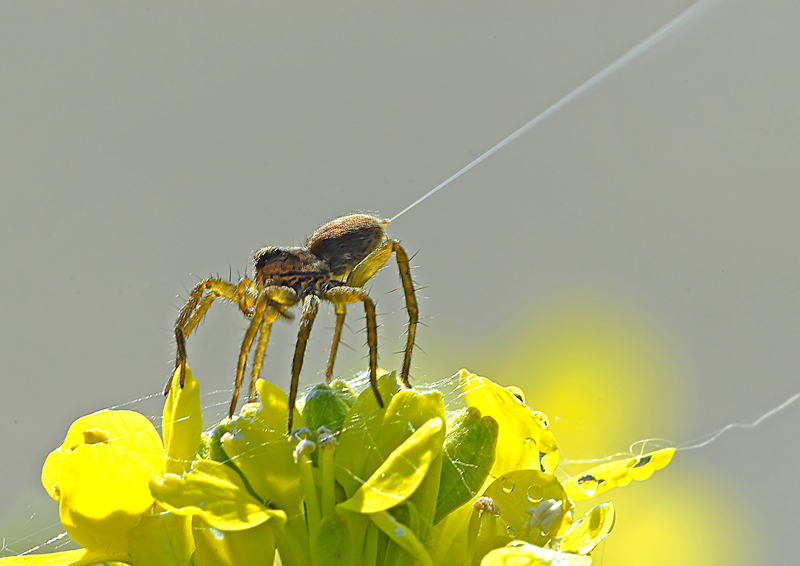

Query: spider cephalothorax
[{"left": 165, "top": 213, "right": 419, "bottom": 431}]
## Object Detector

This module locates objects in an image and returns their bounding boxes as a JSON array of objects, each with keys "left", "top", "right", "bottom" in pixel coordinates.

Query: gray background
[{"left": 1, "top": 1, "right": 798, "bottom": 564}]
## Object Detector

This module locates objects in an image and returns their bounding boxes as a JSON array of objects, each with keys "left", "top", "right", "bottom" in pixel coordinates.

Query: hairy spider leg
[
  {"left": 231, "top": 284, "right": 299, "bottom": 417},
  {"left": 231, "top": 292, "right": 271, "bottom": 416},
  {"left": 320, "top": 286, "right": 381, "bottom": 409},
  {"left": 166, "top": 277, "right": 257, "bottom": 393},
  {"left": 247, "top": 306, "right": 280, "bottom": 403},
  {"left": 325, "top": 303, "right": 347, "bottom": 383},
  {"left": 287, "top": 295, "right": 321, "bottom": 431},
  {"left": 346, "top": 240, "right": 418, "bottom": 387}
]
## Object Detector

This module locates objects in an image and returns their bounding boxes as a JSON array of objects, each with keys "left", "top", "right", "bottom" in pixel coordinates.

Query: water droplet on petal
[
  {"left": 502, "top": 479, "right": 515, "bottom": 493},
  {"left": 577, "top": 474, "right": 599, "bottom": 496},
  {"left": 506, "top": 525, "right": 517, "bottom": 538},
  {"left": 526, "top": 484, "right": 543, "bottom": 503},
  {"left": 506, "top": 386, "right": 525, "bottom": 403}
]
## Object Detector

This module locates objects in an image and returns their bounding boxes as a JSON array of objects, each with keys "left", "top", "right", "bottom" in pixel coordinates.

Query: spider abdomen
[{"left": 306, "top": 214, "right": 387, "bottom": 277}]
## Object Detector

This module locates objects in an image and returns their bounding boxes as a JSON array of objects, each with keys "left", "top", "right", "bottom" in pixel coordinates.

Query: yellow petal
[
  {"left": 192, "top": 516, "right": 276, "bottom": 566},
  {"left": 335, "top": 382, "right": 440, "bottom": 498},
  {"left": 560, "top": 502, "right": 615, "bottom": 555},
  {"left": 41, "top": 448, "right": 62, "bottom": 501},
  {"left": 459, "top": 370, "right": 559, "bottom": 476},
  {"left": 333, "top": 371, "right": 398, "bottom": 497},
  {"left": 253, "top": 379, "right": 303, "bottom": 434},
  {"left": 0, "top": 549, "right": 129, "bottom": 566},
  {"left": 221, "top": 416, "right": 303, "bottom": 516},
  {"left": 562, "top": 447, "right": 675, "bottom": 502},
  {"left": 376, "top": 389, "right": 445, "bottom": 458},
  {"left": 61, "top": 410, "right": 164, "bottom": 466},
  {"left": 58, "top": 444, "right": 159, "bottom": 554},
  {"left": 482, "top": 469, "right": 572, "bottom": 543},
  {"left": 163, "top": 366, "right": 203, "bottom": 475},
  {"left": 149, "top": 459, "right": 286, "bottom": 531},
  {"left": 368, "top": 510, "right": 434, "bottom": 566},
  {"left": 127, "top": 511, "right": 194, "bottom": 566},
  {"left": 480, "top": 542, "right": 592, "bottom": 565},
  {"left": 338, "top": 417, "right": 445, "bottom": 514}
]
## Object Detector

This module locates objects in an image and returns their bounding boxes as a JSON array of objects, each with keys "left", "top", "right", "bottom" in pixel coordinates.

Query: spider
[{"left": 163, "top": 213, "right": 419, "bottom": 432}]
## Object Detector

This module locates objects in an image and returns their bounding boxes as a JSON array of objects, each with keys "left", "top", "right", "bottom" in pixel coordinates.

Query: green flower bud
[
  {"left": 302, "top": 382, "right": 354, "bottom": 436},
  {"left": 434, "top": 407, "right": 499, "bottom": 524},
  {"left": 330, "top": 378, "right": 357, "bottom": 407},
  {"left": 198, "top": 417, "right": 233, "bottom": 463},
  {"left": 199, "top": 402, "right": 260, "bottom": 463}
]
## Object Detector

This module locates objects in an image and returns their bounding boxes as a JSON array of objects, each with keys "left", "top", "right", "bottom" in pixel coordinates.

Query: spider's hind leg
[
  {"left": 321, "top": 286, "right": 381, "bottom": 410},
  {"left": 346, "top": 240, "right": 419, "bottom": 388},
  {"left": 325, "top": 304, "right": 347, "bottom": 383}
]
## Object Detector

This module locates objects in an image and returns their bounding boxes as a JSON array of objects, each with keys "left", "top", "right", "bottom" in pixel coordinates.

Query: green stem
[
  {"left": 299, "top": 458, "right": 322, "bottom": 542},
  {"left": 320, "top": 442, "right": 336, "bottom": 518},
  {"left": 273, "top": 518, "right": 312, "bottom": 566},
  {"left": 344, "top": 511, "right": 369, "bottom": 566},
  {"left": 363, "top": 521, "right": 379, "bottom": 566}
]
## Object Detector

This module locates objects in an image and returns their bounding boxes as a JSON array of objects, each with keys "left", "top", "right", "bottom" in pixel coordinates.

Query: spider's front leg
[
  {"left": 346, "top": 239, "right": 418, "bottom": 387},
  {"left": 166, "top": 277, "right": 256, "bottom": 394},
  {"left": 231, "top": 285, "right": 298, "bottom": 417}
]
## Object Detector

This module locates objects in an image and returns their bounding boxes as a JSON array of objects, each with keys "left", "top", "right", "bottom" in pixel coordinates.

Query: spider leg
[
  {"left": 248, "top": 305, "right": 281, "bottom": 403},
  {"left": 321, "top": 286, "right": 381, "bottom": 409},
  {"left": 346, "top": 240, "right": 418, "bottom": 387},
  {"left": 167, "top": 277, "right": 255, "bottom": 393},
  {"left": 325, "top": 304, "right": 347, "bottom": 383},
  {"left": 237, "top": 278, "right": 258, "bottom": 316},
  {"left": 231, "top": 291, "right": 272, "bottom": 417},
  {"left": 243, "top": 284, "right": 300, "bottom": 414},
  {"left": 287, "top": 295, "right": 321, "bottom": 432}
]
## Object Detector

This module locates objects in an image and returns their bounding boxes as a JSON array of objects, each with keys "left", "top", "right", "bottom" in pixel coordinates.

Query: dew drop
[
  {"left": 577, "top": 474, "right": 599, "bottom": 496},
  {"left": 506, "top": 525, "right": 517, "bottom": 538},
  {"left": 502, "top": 479, "right": 515, "bottom": 493},
  {"left": 526, "top": 484, "right": 543, "bottom": 503},
  {"left": 506, "top": 386, "right": 525, "bottom": 403},
  {"left": 532, "top": 411, "right": 549, "bottom": 429}
]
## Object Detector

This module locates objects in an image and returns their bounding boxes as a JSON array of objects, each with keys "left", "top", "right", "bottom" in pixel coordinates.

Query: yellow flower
[
  {"left": 2, "top": 367, "right": 202, "bottom": 566},
  {"left": 4, "top": 367, "right": 674, "bottom": 566}
]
